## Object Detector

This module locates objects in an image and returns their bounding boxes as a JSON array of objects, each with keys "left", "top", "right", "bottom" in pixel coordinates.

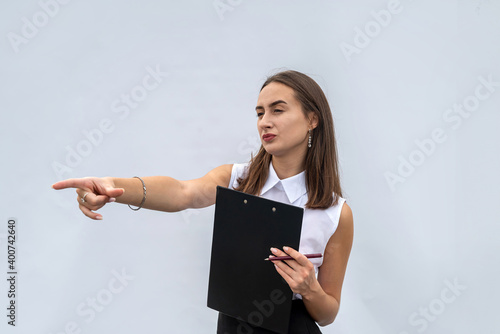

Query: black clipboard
[{"left": 207, "top": 186, "right": 304, "bottom": 334}]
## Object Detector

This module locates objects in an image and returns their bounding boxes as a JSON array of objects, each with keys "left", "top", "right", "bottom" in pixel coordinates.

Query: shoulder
[
  {"left": 338, "top": 201, "right": 353, "bottom": 231},
  {"left": 314, "top": 197, "right": 353, "bottom": 245},
  {"left": 330, "top": 201, "right": 353, "bottom": 243},
  {"left": 231, "top": 162, "right": 250, "bottom": 175},
  {"left": 323, "top": 195, "right": 348, "bottom": 228},
  {"left": 228, "top": 162, "right": 250, "bottom": 188}
]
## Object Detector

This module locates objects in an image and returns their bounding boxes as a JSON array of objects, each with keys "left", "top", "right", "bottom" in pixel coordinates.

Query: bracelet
[{"left": 128, "top": 176, "right": 146, "bottom": 211}]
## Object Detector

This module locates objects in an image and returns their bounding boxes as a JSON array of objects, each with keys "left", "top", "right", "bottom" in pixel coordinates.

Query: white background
[{"left": 1, "top": 0, "right": 499, "bottom": 333}]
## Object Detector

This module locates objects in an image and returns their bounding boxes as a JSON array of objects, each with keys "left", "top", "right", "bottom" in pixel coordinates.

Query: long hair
[{"left": 235, "top": 70, "right": 343, "bottom": 208}]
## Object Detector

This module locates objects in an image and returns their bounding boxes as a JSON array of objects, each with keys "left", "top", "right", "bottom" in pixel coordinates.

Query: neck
[{"left": 271, "top": 155, "right": 306, "bottom": 180}]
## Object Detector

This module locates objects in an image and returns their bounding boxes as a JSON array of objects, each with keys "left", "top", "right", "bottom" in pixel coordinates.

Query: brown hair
[{"left": 235, "top": 70, "right": 343, "bottom": 209}]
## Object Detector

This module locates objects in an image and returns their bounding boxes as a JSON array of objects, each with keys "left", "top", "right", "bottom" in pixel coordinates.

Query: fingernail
[
  {"left": 96, "top": 216, "right": 102, "bottom": 220},
  {"left": 283, "top": 246, "right": 289, "bottom": 251},
  {"left": 270, "top": 247, "right": 277, "bottom": 253},
  {"left": 108, "top": 198, "right": 116, "bottom": 203}
]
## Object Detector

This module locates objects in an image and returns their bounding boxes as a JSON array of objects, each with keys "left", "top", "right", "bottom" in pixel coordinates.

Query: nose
[{"left": 258, "top": 112, "right": 273, "bottom": 130}]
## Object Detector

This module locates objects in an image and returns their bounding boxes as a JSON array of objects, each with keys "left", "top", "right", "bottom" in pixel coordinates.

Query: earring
[{"left": 308, "top": 129, "right": 312, "bottom": 148}]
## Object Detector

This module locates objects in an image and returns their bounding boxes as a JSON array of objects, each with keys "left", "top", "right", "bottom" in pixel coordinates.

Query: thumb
[{"left": 104, "top": 187, "right": 125, "bottom": 198}]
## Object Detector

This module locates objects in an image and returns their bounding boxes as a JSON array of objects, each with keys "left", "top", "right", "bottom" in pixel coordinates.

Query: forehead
[{"left": 257, "top": 82, "right": 297, "bottom": 105}]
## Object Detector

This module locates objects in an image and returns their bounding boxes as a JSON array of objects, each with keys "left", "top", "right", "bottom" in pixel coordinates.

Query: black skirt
[{"left": 216, "top": 299, "right": 322, "bottom": 334}]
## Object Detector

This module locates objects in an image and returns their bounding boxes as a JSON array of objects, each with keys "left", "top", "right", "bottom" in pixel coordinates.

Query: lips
[{"left": 262, "top": 134, "right": 276, "bottom": 142}]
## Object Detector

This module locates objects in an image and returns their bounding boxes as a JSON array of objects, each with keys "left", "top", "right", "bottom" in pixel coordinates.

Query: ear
[{"left": 308, "top": 112, "right": 319, "bottom": 130}]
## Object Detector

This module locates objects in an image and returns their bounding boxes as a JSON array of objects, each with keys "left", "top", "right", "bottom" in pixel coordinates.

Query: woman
[{"left": 52, "top": 70, "right": 354, "bottom": 333}]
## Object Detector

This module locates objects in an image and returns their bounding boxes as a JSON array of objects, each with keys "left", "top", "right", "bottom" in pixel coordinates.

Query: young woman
[{"left": 52, "top": 70, "right": 354, "bottom": 333}]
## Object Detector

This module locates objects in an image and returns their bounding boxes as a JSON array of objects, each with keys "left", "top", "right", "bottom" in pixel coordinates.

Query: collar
[{"left": 260, "top": 161, "right": 307, "bottom": 204}]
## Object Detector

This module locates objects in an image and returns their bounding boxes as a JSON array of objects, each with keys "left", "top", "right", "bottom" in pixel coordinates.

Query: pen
[{"left": 264, "top": 253, "right": 323, "bottom": 261}]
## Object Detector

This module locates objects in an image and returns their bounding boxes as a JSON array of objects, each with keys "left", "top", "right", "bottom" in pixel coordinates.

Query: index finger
[
  {"left": 282, "top": 246, "right": 310, "bottom": 266},
  {"left": 52, "top": 178, "right": 89, "bottom": 190}
]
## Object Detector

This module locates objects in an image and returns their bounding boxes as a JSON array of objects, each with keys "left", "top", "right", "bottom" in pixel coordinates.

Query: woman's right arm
[{"left": 52, "top": 164, "right": 233, "bottom": 220}]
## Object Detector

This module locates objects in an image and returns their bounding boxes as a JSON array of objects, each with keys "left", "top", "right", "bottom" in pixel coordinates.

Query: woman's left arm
[{"left": 272, "top": 202, "right": 354, "bottom": 326}]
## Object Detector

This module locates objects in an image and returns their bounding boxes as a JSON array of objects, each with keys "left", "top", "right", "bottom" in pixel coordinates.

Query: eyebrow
[{"left": 255, "top": 100, "right": 287, "bottom": 111}]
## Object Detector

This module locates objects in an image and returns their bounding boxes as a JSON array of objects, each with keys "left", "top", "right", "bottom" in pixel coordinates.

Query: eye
[
  {"left": 256, "top": 112, "right": 264, "bottom": 118},
  {"left": 274, "top": 109, "right": 283, "bottom": 113}
]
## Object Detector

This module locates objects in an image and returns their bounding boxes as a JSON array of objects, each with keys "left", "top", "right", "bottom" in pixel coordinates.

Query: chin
[
  {"left": 262, "top": 148, "right": 275, "bottom": 156},
  {"left": 263, "top": 147, "right": 284, "bottom": 157}
]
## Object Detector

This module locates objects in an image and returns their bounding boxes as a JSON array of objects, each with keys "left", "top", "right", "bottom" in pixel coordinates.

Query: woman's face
[{"left": 255, "top": 82, "right": 316, "bottom": 159}]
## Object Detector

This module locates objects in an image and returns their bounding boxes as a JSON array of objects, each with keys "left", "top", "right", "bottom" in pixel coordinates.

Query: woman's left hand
[{"left": 270, "top": 246, "right": 319, "bottom": 297}]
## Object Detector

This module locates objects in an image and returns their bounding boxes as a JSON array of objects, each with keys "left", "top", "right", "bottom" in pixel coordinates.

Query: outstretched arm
[{"left": 52, "top": 164, "right": 233, "bottom": 220}]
